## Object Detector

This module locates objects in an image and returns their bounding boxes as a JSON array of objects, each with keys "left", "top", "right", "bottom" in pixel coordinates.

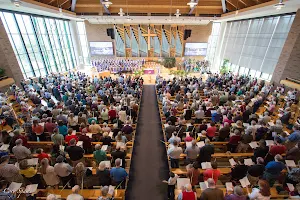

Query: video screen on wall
[
  {"left": 184, "top": 43, "right": 208, "bottom": 56},
  {"left": 90, "top": 42, "right": 114, "bottom": 56}
]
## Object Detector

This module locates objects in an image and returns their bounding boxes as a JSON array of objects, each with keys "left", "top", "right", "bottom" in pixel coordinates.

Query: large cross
[{"left": 142, "top": 27, "right": 157, "bottom": 50}]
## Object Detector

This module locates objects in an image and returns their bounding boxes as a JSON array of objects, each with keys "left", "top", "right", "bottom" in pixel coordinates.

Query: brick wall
[{"left": 272, "top": 9, "right": 300, "bottom": 84}]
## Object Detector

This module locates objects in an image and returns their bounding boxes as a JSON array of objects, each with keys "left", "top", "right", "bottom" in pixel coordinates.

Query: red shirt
[
  {"left": 108, "top": 109, "right": 117, "bottom": 118},
  {"left": 65, "top": 135, "right": 79, "bottom": 145},
  {"left": 203, "top": 169, "right": 221, "bottom": 183},
  {"left": 269, "top": 144, "right": 286, "bottom": 156},
  {"left": 229, "top": 135, "right": 241, "bottom": 145},
  {"left": 206, "top": 126, "right": 217, "bottom": 138},
  {"left": 184, "top": 136, "right": 194, "bottom": 142},
  {"left": 44, "top": 122, "right": 57, "bottom": 133},
  {"left": 37, "top": 152, "right": 50, "bottom": 162},
  {"left": 182, "top": 191, "right": 196, "bottom": 200}
]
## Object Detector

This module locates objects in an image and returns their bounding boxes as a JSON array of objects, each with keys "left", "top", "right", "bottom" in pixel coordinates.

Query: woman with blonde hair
[
  {"left": 96, "top": 161, "right": 111, "bottom": 186},
  {"left": 74, "top": 162, "right": 93, "bottom": 188},
  {"left": 40, "top": 158, "right": 60, "bottom": 188}
]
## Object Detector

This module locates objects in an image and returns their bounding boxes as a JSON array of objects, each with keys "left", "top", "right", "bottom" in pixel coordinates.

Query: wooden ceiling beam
[
  {"left": 226, "top": 2, "right": 236, "bottom": 11},
  {"left": 222, "top": 0, "right": 287, "bottom": 16},
  {"left": 22, "top": 0, "right": 76, "bottom": 15},
  {"left": 226, "top": 0, "right": 246, "bottom": 9},
  {"left": 238, "top": 0, "right": 256, "bottom": 7},
  {"left": 61, "top": 0, "right": 72, "bottom": 9},
  {"left": 75, "top": 6, "right": 223, "bottom": 14}
]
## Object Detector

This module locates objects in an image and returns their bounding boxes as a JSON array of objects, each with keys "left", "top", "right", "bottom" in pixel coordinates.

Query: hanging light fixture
[
  {"left": 174, "top": 9, "right": 181, "bottom": 18},
  {"left": 102, "top": 0, "right": 113, "bottom": 8},
  {"left": 118, "top": 8, "right": 125, "bottom": 16},
  {"left": 11, "top": 0, "right": 21, "bottom": 7},
  {"left": 187, "top": 0, "right": 197, "bottom": 8},
  {"left": 274, "top": 0, "right": 285, "bottom": 10}
]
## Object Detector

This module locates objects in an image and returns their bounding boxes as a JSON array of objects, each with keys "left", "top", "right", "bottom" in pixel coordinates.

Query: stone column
[
  {"left": 0, "top": 16, "right": 24, "bottom": 86},
  {"left": 272, "top": 9, "right": 300, "bottom": 84}
]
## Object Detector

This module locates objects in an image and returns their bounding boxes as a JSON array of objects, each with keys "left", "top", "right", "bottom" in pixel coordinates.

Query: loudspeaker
[
  {"left": 184, "top": 29, "right": 192, "bottom": 40},
  {"left": 106, "top": 28, "right": 115, "bottom": 39}
]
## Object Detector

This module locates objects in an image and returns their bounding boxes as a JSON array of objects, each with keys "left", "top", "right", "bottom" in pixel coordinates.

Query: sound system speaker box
[
  {"left": 184, "top": 29, "right": 192, "bottom": 40},
  {"left": 106, "top": 28, "right": 115, "bottom": 39}
]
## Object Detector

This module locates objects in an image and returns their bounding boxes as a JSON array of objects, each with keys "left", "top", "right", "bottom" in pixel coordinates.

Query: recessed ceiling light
[
  {"left": 187, "top": 0, "right": 198, "bottom": 8},
  {"left": 174, "top": 9, "right": 181, "bottom": 18},
  {"left": 102, "top": 0, "right": 112, "bottom": 8},
  {"left": 118, "top": 8, "right": 125, "bottom": 16},
  {"left": 11, "top": 0, "right": 21, "bottom": 7},
  {"left": 274, "top": 0, "right": 285, "bottom": 10}
]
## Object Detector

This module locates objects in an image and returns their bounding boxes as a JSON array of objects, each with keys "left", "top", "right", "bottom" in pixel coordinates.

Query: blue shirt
[
  {"left": 211, "top": 112, "right": 221, "bottom": 123},
  {"left": 288, "top": 130, "right": 300, "bottom": 142},
  {"left": 58, "top": 125, "right": 68, "bottom": 137},
  {"left": 265, "top": 161, "right": 285, "bottom": 175},
  {"left": 110, "top": 167, "right": 128, "bottom": 182}
]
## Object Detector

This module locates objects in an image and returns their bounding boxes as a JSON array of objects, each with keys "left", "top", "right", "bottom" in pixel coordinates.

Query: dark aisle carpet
[{"left": 125, "top": 85, "right": 169, "bottom": 200}]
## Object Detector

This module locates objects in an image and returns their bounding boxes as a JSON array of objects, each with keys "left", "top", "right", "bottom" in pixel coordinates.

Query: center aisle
[{"left": 125, "top": 85, "right": 169, "bottom": 200}]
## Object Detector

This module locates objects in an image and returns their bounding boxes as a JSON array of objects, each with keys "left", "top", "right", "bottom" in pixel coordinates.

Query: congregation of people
[
  {"left": 91, "top": 59, "right": 145, "bottom": 74},
  {"left": 0, "top": 72, "right": 143, "bottom": 200},
  {"left": 157, "top": 72, "right": 300, "bottom": 200}
]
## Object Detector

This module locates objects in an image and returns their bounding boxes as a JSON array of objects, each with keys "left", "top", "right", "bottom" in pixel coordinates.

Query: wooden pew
[
  {"left": 174, "top": 188, "right": 289, "bottom": 199},
  {"left": 36, "top": 189, "right": 125, "bottom": 200},
  {"left": 171, "top": 168, "right": 287, "bottom": 176}
]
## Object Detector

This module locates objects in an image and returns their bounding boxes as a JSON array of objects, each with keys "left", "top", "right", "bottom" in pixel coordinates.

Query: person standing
[
  {"left": 199, "top": 178, "right": 224, "bottom": 200},
  {"left": 110, "top": 159, "right": 128, "bottom": 189},
  {"left": 167, "top": 140, "right": 183, "bottom": 168}
]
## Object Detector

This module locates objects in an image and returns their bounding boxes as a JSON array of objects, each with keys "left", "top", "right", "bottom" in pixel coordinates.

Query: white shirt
[
  {"left": 248, "top": 188, "right": 270, "bottom": 200},
  {"left": 195, "top": 110, "right": 205, "bottom": 119},
  {"left": 167, "top": 146, "right": 183, "bottom": 159},
  {"left": 168, "top": 174, "right": 179, "bottom": 185},
  {"left": 66, "top": 194, "right": 84, "bottom": 200}
]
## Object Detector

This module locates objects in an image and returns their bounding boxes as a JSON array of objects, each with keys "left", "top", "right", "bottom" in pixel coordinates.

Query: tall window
[
  {"left": 76, "top": 21, "right": 90, "bottom": 65},
  {"left": 220, "top": 13, "right": 295, "bottom": 81},
  {"left": 207, "top": 22, "right": 221, "bottom": 67},
  {"left": 0, "top": 11, "right": 76, "bottom": 79}
]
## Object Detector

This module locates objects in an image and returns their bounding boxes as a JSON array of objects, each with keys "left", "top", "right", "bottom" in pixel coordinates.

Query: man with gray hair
[
  {"left": 218, "top": 122, "right": 230, "bottom": 141},
  {"left": 263, "top": 154, "right": 285, "bottom": 186},
  {"left": 46, "top": 194, "right": 58, "bottom": 200},
  {"left": 66, "top": 185, "right": 84, "bottom": 200},
  {"left": 199, "top": 178, "right": 224, "bottom": 200},
  {"left": 97, "top": 186, "right": 113, "bottom": 200},
  {"left": 12, "top": 139, "right": 31, "bottom": 161},
  {"left": 110, "top": 158, "right": 128, "bottom": 189},
  {"left": 184, "top": 140, "right": 199, "bottom": 164},
  {"left": 93, "top": 144, "right": 107, "bottom": 165}
]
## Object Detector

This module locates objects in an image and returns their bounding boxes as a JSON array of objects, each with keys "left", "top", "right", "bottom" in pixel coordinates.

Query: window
[
  {"left": 220, "top": 14, "right": 295, "bottom": 79},
  {"left": 249, "top": 69, "right": 256, "bottom": 77},
  {"left": 207, "top": 22, "right": 221, "bottom": 68},
  {"left": 76, "top": 21, "right": 90, "bottom": 65},
  {"left": 0, "top": 11, "right": 76, "bottom": 79},
  {"left": 261, "top": 73, "right": 270, "bottom": 80}
]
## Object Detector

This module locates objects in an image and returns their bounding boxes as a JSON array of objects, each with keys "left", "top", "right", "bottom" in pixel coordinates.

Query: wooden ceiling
[{"left": 33, "top": 0, "right": 272, "bottom": 16}]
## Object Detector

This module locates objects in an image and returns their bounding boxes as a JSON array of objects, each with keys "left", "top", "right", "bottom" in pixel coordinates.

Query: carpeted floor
[{"left": 125, "top": 85, "right": 169, "bottom": 200}]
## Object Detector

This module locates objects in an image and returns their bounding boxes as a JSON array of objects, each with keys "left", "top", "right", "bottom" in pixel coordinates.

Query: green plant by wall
[
  {"left": 162, "top": 57, "right": 176, "bottom": 68},
  {"left": 133, "top": 70, "right": 144, "bottom": 77},
  {"left": 220, "top": 59, "right": 229, "bottom": 74},
  {"left": 0, "top": 68, "right": 5, "bottom": 77}
]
